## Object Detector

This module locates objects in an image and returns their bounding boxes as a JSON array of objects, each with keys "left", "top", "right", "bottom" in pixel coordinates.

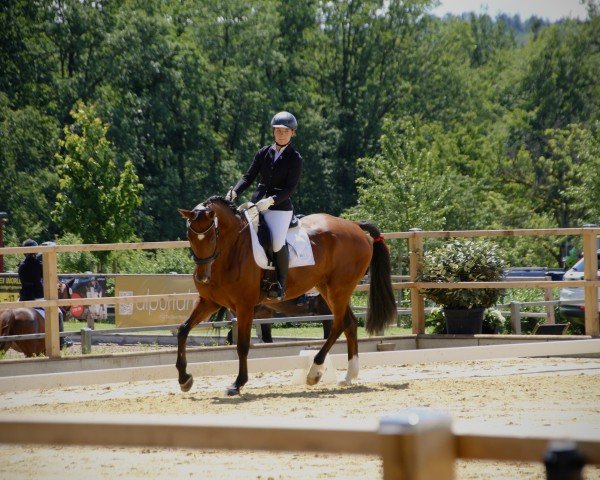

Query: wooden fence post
[
  {"left": 510, "top": 301, "right": 521, "bottom": 334},
  {"left": 232, "top": 319, "right": 238, "bottom": 344},
  {"left": 42, "top": 249, "right": 60, "bottom": 358},
  {"left": 408, "top": 229, "right": 425, "bottom": 334},
  {"left": 582, "top": 227, "right": 599, "bottom": 336},
  {"left": 81, "top": 328, "right": 92, "bottom": 354},
  {"left": 379, "top": 409, "right": 455, "bottom": 480},
  {"left": 543, "top": 276, "right": 555, "bottom": 324}
]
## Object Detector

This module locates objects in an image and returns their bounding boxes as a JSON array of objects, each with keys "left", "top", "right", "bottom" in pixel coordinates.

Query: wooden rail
[
  {"left": 1, "top": 227, "right": 599, "bottom": 358},
  {"left": 0, "top": 410, "right": 597, "bottom": 479}
]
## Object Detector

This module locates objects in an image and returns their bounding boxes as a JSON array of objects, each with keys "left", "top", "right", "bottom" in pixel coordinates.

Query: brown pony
[
  {"left": 177, "top": 196, "right": 396, "bottom": 395},
  {"left": 0, "top": 280, "right": 74, "bottom": 357}
]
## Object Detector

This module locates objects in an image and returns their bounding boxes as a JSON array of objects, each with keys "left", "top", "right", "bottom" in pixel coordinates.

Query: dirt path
[{"left": 1, "top": 356, "right": 599, "bottom": 479}]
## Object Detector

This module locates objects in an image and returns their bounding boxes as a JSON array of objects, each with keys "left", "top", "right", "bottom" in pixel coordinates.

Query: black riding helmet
[
  {"left": 270, "top": 111, "right": 298, "bottom": 130},
  {"left": 22, "top": 238, "right": 38, "bottom": 257}
]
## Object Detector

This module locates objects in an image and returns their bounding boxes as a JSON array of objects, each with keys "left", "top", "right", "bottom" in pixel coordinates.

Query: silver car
[{"left": 559, "top": 249, "right": 600, "bottom": 322}]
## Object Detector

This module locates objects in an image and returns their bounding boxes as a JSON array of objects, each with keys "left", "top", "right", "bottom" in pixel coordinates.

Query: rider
[{"left": 225, "top": 111, "right": 303, "bottom": 300}]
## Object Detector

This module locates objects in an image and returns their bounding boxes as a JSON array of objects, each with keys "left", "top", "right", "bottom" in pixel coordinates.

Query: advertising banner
[
  {"left": 0, "top": 274, "right": 21, "bottom": 303},
  {"left": 115, "top": 274, "right": 196, "bottom": 327},
  {"left": 0, "top": 274, "right": 108, "bottom": 321}
]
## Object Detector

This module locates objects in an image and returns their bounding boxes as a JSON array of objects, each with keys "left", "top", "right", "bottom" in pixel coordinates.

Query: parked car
[
  {"left": 559, "top": 249, "right": 600, "bottom": 322},
  {"left": 504, "top": 267, "right": 565, "bottom": 281}
]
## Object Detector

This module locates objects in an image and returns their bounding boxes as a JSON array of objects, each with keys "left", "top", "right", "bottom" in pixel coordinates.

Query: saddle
[
  {"left": 256, "top": 213, "right": 300, "bottom": 264},
  {"left": 240, "top": 204, "right": 315, "bottom": 271}
]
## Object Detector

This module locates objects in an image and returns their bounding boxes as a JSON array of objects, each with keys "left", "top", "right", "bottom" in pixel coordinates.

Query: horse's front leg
[
  {"left": 227, "top": 307, "right": 254, "bottom": 396},
  {"left": 177, "top": 297, "right": 219, "bottom": 392}
]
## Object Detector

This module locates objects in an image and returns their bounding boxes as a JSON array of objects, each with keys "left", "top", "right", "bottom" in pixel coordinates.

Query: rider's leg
[
  {"left": 262, "top": 210, "right": 292, "bottom": 300},
  {"left": 272, "top": 246, "right": 289, "bottom": 299}
]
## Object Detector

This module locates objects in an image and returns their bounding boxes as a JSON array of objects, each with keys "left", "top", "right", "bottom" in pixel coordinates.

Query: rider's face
[{"left": 273, "top": 127, "right": 294, "bottom": 146}]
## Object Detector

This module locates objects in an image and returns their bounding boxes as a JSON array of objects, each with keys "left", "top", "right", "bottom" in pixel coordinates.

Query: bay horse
[
  {"left": 177, "top": 196, "right": 396, "bottom": 395},
  {"left": 0, "top": 280, "right": 74, "bottom": 357}
]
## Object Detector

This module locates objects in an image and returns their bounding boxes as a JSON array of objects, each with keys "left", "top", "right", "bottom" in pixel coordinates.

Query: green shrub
[{"left": 418, "top": 239, "right": 506, "bottom": 309}]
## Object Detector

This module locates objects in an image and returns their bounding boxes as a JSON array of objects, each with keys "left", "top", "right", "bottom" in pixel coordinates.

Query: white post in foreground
[{"left": 379, "top": 409, "right": 455, "bottom": 480}]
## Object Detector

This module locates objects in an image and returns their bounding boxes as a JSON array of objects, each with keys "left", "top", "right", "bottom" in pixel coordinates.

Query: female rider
[{"left": 225, "top": 111, "right": 303, "bottom": 301}]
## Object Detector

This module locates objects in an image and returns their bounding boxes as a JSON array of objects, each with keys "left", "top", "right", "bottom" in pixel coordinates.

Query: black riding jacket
[
  {"left": 233, "top": 144, "right": 303, "bottom": 212},
  {"left": 18, "top": 254, "right": 44, "bottom": 300}
]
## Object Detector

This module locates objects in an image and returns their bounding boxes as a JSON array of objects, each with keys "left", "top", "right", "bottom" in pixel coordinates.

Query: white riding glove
[
  {"left": 225, "top": 189, "right": 237, "bottom": 202},
  {"left": 256, "top": 196, "right": 275, "bottom": 212}
]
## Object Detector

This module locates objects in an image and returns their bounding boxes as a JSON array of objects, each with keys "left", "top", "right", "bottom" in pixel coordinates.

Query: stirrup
[{"left": 267, "top": 282, "right": 284, "bottom": 301}]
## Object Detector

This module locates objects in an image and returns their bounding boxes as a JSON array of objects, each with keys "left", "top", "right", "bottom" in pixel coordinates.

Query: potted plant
[
  {"left": 426, "top": 307, "right": 507, "bottom": 334},
  {"left": 417, "top": 239, "right": 506, "bottom": 334}
]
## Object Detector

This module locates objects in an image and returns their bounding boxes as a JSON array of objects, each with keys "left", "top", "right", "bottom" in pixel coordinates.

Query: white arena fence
[{"left": 0, "top": 226, "right": 598, "bottom": 358}]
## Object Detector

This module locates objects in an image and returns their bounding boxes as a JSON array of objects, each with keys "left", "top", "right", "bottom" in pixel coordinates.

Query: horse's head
[{"left": 179, "top": 203, "right": 221, "bottom": 284}]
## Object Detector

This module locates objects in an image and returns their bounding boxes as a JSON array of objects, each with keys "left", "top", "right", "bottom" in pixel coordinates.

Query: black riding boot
[{"left": 269, "top": 246, "right": 289, "bottom": 301}]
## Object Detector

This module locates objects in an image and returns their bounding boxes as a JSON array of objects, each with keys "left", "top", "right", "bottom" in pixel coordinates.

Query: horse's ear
[{"left": 178, "top": 208, "right": 194, "bottom": 220}]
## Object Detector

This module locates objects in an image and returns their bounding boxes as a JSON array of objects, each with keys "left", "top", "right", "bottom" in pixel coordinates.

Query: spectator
[{"left": 18, "top": 239, "right": 43, "bottom": 301}]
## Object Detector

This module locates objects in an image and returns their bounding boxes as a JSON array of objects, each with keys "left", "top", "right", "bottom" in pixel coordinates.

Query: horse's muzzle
[{"left": 194, "top": 272, "right": 211, "bottom": 284}]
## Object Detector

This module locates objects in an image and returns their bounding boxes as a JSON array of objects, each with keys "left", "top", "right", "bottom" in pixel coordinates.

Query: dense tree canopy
[{"left": 0, "top": 0, "right": 598, "bottom": 271}]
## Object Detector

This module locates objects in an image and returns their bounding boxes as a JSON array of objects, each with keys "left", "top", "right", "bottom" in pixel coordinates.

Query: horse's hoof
[
  {"left": 179, "top": 375, "right": 194, "bottom": 392},
  {"left": 226, "top": 384, "right": 240, "bottom": 396},
  {"left": 306, "top": 372, "right": 322, "bottom": 386}
]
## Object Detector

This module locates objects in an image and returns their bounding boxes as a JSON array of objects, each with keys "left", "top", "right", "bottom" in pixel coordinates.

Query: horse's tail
[
  {"left": 0, "top": 310, "right": 15, "bottom": 352},
  {"left": 357, "top": 221, "right": 397, "bottom": 335}
]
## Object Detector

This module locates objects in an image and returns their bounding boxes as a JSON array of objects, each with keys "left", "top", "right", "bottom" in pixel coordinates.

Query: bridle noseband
[{"left": 187, "top": 209, "right": 220, "bottom": 266}]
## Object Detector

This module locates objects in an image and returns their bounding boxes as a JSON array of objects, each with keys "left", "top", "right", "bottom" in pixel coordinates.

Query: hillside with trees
[{"left": 0, "top": 0, "right": 598, "bottom": 271}]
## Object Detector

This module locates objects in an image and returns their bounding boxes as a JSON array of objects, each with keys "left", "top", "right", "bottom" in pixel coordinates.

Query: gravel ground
[{"left": 0, "top": 356, "right": 599, "bottom": 479}]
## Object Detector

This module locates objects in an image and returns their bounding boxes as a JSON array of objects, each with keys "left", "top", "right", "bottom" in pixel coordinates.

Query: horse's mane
[{"left": 206, "top": 195, "right": 239, "bottom": 215}]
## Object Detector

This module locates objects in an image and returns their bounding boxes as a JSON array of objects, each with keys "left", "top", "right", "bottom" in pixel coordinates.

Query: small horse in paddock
[
  {"left": 0, "top": 280, "right": 74, "bottom": 357},
  {"left": 177, "top": 196, "right": 396, "bottom": 395}
]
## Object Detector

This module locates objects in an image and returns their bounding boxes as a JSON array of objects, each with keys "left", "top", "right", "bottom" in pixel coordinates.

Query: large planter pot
[{"left": 443, "top": 308, "right": 485, "bottom": 334}]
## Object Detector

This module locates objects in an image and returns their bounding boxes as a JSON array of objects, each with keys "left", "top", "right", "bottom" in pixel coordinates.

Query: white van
[{"left": 559, "top": 249, "right": 600, "bottom": 322}]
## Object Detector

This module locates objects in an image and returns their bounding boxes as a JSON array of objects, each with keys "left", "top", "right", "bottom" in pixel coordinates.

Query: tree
[
  {"left": 0, "top": 93, "right": 60, "bottom": 243},
  {"left": 52, "top": 101, "right": 143, "bottom": 271}
]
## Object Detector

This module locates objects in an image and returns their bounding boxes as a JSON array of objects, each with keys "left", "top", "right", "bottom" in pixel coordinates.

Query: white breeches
[{"left": 262, "top": 210, "right": 293, "bottom": 252}]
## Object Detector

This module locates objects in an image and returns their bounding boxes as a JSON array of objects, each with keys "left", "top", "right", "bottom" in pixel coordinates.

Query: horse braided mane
[{"left": 206, "top": 195, "right": 238, "bottom": 214}]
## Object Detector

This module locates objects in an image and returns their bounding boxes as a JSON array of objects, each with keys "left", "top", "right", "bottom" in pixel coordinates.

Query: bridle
[{"left": 186, "top": 206, "right": 221, "bottom": 267}]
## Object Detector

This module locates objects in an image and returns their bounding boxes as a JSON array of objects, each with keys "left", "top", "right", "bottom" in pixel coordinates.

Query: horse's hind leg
[
  {"left": 306, "top": 295, "right": 354, "bottom": 386},
  {"left": 176, "top": 298, "right": 218, "bottom": 392},
  {"left": 341, "top": 309, "right": 359, "bottom": 385}
]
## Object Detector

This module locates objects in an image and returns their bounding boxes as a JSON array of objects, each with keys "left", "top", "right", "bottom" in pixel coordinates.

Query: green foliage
[
  {"left": 346, "top": 118, "right": 487, "bottom": 233},
  {"left": 55, "top": 233, "right": 97, "bottom": 273},
  {"left": 418, "top": 239, "right": 506, "bottom": 309},
  {"left": 110, "top": 248, "right": 193, "bottom": 274},
  {"left": 0, "top": 1, "right": 597, "bottom": 270},
  {"left": 52, "top": 101, "right": 143, "bottom": 270}
]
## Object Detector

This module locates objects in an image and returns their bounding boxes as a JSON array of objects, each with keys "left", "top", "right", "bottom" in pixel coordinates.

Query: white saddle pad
[
  {"left": 34, "top": 307, "right": 45, "bottom": 319},
  {"left": 243, "top": 208, "right": 315, "bottom": 270}
]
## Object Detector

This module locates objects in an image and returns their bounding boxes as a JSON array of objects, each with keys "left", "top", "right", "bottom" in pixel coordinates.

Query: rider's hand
[
  {"left": 256, "top": 197, "right": 275, "bottom": 212},
  {"left": 225, "top": 189, "right": 237, "bottom": 202}
]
